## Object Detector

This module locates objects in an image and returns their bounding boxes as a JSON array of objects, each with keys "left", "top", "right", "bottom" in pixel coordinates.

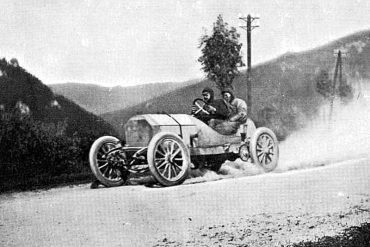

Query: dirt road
[{"left": 1, "top": 158, "right": 369, "bottom": 246}]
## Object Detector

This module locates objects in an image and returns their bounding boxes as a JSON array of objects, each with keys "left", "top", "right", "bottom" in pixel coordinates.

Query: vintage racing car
[{"left": 89, "top": 101, "right": 279, "bottom": 187}]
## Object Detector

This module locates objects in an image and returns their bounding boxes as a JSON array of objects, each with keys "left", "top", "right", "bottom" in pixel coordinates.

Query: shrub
[{"left": 0, "top": 112, "right": 95, "bottom": 192}]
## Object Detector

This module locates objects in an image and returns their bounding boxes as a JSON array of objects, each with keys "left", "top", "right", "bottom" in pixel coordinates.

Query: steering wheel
[{"left": 192, "top": 98, "right": 210, "bottom": 116}]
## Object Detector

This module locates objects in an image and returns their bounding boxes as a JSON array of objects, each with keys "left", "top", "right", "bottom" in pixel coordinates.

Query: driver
[{"left": 191, "top": 87, "right": 229, "bottom": 124}]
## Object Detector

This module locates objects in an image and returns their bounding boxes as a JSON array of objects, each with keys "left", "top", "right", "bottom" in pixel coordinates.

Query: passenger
[
  {"left": 210, "top": 88, "right": 248, "bottom": 135},
  {"left": 192, "top": 87, "right": 229, "bottom": 124}
]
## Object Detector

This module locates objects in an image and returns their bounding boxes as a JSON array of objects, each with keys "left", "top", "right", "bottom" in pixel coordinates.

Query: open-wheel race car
[{"left": 89, "top": 102, "right": 279, "bottom": 187}]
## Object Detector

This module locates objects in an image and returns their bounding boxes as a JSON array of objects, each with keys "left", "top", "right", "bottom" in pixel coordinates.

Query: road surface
[{"left": 1, "top": 158, "right": 369, "bottom": 246}]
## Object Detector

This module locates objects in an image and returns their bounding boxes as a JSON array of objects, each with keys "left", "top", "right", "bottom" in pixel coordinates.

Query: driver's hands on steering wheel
[{"left": 192, "top": 98, "right": 211, "bottom": 116}]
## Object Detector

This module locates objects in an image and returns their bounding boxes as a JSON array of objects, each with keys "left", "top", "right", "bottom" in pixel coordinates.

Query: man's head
[
  {"left": 202, "top": 87, "right": 214, "bottom": 103},
  {"left": 221, "top": 88, "right": 235, "bottom": 103}
]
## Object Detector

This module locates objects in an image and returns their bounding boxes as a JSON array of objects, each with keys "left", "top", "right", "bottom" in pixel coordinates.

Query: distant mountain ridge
[
  {"left": 101, "top": 29, "right": 370, "bottom": 139},
  {"left": 50, "top": 80, "right": 199, "bottom": 115}
]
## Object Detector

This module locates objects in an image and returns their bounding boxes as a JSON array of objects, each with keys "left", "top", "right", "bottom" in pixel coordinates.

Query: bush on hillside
[
  {"left": 315, "top": 69, "right": 333, "bottom": 98},
  {"left": 0, "top": 112, "right": 95, "bottom": 192},
  {"left": 315, "top": 68, "right": 354, "bottom": 103},
  {"left": 338, "top": 78, "right": 354, "bottom": 102}
]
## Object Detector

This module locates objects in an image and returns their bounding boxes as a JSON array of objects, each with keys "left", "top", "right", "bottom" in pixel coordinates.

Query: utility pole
[
  {"left": 239, "top": 14, "right": 259, "bottom": 116},
  {"left": 329, "top": 50, "right": 343, "bottom": 122}
]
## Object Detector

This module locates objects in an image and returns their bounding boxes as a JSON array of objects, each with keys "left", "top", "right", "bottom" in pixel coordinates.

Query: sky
[{"left": 0, "top": 0, "right": 369, "bottom": 87}]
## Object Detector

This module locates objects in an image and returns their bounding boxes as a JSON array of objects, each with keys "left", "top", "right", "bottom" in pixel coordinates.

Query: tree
[
  {"left": 315, "top": 68, "right": 354, "bottom": 124},
  {"left": 10, "top": 58, "right": 19, "bottom": 67},
  {"left": 198, "top": 15, "right": 245, "bottom": 90},
  {"left": 315, "top": 69, "right": 332, "bottom": 98},
  {"left": 315, "top": 69, "right": 353, "bottom": 101},
  {"left": 338, "top": 78, "right": 353, "bottom": 102}
]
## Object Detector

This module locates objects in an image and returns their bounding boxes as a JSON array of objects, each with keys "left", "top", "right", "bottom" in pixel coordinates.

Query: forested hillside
[{"left": 0, "top": 58, "right": 116, "bottom": 191}]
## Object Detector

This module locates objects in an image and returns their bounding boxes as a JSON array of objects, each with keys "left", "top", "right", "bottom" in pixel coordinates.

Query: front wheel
[
  {"left": 250, "top": 127, "right": 279, "bottom": 172},
  {"left": 89, "top": 136, "right": 129, "bottom": 187},
  {"left": 147, "top": 132, "right": 190, "bottom": 186}
]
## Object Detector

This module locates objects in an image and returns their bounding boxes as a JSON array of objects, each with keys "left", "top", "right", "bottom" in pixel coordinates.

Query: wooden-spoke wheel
[
  {"left": 89, "top": 136, "right": 128, "bottom": 187},
  {"left": 250, "top": 127, "right": 279, "bottom": 172},
  {"left": 148, "top": 132, "right": 190, "bottom": 186}
]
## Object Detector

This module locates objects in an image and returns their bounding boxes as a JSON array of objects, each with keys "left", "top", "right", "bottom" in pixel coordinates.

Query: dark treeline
[{"left": 0, "top": 58, "right": 117, "bottom": 192}]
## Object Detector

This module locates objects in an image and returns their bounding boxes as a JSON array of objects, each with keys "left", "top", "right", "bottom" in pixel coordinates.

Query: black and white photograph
[{"left": 0, "top": 0, "right": 369, "bottom": 246}]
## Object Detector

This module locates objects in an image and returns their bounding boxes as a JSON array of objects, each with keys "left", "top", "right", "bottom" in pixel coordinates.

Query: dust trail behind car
[
  {"left": 278, "top": 94, "right": 370, "bottom": 172},
  {"left": 186, "top": 83, "right": 370, "bottom": 184}
]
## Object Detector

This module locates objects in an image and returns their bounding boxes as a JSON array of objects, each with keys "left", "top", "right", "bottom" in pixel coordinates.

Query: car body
[{"left": 89, "top": 114, "right": 279, "bottom": 187}]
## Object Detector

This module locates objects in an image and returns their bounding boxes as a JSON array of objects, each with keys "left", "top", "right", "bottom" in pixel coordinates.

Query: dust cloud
[
  {"left": 278, "top": 96, "right": 370, "bottom": 172},
  {"left": 186, "top": 82, "right": 370, "bottom": 183},
  {"left": 185, "top": 160, "right": 264, "bottom": 185}
]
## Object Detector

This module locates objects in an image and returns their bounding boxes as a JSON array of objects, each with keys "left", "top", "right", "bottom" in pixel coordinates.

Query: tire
[
  {"left": 89, "top": 136, "right": 129, "bottom": 187},
  {"left": 250, "top": 127, "right": 279, "bottom": 172},
  {"left": 147, "top": 132, "right": 190, "bottom": 186}
]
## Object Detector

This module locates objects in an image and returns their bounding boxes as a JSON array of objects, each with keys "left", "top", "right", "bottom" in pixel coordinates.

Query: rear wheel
[
  {"left": 250, "top": 127, "right": 279, "bottom": 172},
  {"left": 89, "top": 136, "right": 129, "bottom": 187},
  {"left": 147, "top": 132, "right": 190, "bottom": 186}
]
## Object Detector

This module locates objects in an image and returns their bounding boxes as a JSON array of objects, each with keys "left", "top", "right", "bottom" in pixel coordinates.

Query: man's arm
[
  {"left": 206, "top": 105, "right": 216, "bottom": 113},
  {"left": 229, "top": 98, "right": 248, "bottom": 122}
]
